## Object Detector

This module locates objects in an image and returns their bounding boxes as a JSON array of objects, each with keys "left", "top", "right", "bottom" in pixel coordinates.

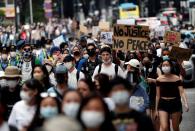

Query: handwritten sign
[
  {"left": 164, "top": 31, "right": 181, "bottom": 44},
  {"left": 53, "top": 35, "right": 65, "bottom": 47},
  {"left": 113, "top": 24, "right": 150, "bottom": 51},
  {"left": 170, "top": 46, "right": 192, "bottom": 61},
  {"left": 100, "top": 32, "right": 113, "bottom": 44}
]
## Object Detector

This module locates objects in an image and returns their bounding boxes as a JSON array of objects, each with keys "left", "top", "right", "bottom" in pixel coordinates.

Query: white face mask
[
  {"left": 10, "top": 51, "right": 17, "bottom": 58},
  {"left": 20, "top": 91, "right": 32, "bottom": 103},
  {"left": 102, "top": 58, "right": 112, "bottom": 65},
  {"left": 64, "top": 62, "right": 73, "bottom": 70},
  {"left": 63, "top": 102, "right": 80, "bottom": 118},
  {"left": 7, "top": 80, "right": 18, "bottom": 92},
  {"left": 162, "top": 66, "right": 171, "bottom": 74},
  {"left": 81, "top": 111, "right": 105, "bottom": 128},
  {"left": 111, "top": 91, "right": 130, "bottom": 105},
  {"left": 40, "top": 106, "right": 58, "bottom": 119},
  {"left": 83, "top": 54, "right": 89, "bottom": 59}
]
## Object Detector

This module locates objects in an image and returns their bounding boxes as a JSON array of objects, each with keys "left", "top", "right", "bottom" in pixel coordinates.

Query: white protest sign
[
  {"left": 53, "top": 35, "right": 65, "bottom": 47},
  {"left": 155, "top": 26, "right": 166, "bottom": 37},
  {"left": 117, "top": 19, "right": 135, "bottom": 25},
  {"left": 100, "top": 32, "right": 113, "bottom": 44}
]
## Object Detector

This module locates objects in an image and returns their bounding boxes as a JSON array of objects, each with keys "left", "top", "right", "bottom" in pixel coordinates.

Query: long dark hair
[
  {"left": 77, "top": 93, "right": 116, "bottom": 131},
  {"left": 32, "top": 65, "right": 52, "bottom": 90},
  {"left": 27, "top": 96, "right": 61, "bottom": 131},
  {"left": 78, "top": 78, "right": 96, "bottom": 92}
]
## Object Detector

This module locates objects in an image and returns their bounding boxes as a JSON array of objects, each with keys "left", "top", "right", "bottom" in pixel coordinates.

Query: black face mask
[
  {"left": 87, "top": 49, "right": 96, "bottom": 57},
  {"left": 73, "top": 51, "right": 80, "bottom": 56},
  {"left": 23, "top": 51, "right": 32, "bottom": 59}
]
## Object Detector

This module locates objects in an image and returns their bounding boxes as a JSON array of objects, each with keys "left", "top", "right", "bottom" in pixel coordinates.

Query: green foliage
[{"left": 0, "top": 10, "right": 5, "bottom": 17}]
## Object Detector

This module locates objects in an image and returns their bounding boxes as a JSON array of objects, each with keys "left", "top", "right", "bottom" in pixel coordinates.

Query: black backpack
[{"left": 98, "top": 64, "right": 119, "bottom": 75}]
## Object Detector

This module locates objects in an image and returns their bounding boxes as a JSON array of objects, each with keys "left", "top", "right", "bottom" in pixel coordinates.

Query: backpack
[{"left": 98, "top": 64, "right": 119, "bottom": 75}]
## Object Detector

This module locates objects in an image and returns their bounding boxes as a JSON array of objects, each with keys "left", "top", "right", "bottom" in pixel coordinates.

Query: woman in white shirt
[{"left": 8, "top": 79, "right": 44, "bottom": 131}]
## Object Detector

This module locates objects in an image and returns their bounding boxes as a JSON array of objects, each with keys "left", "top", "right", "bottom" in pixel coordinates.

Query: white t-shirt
[
  {"left": 68, "top": 68, "right": 85, "bottom": 89},
  {"left": 8, "top": 100, "right": 36, "bottom": 130},
  {"left": 92, "top": 63, "right": 125, "bottom": 81},
  {"left": 0, "top": 122, "right": 9, "bottom": 131},
  {"left": 21, "top": 61, "right": 32, "bottom": 82}
]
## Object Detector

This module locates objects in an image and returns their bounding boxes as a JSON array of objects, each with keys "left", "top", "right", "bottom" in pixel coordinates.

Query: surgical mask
[
  {"left": 7, "top": 80, "right": 18, "bottom": 92},
  {"left": 20, "top": 91, "right": 32, "bottom": 102},
  {"left": 0, "top": 79, "right": 7, "bottom": 88},
  {"left": 64, "top": 62, "right": 73, "bottom": 70},
  {"left": 33, "top": 73, "right": 44, "bottom": 81},
  {"left": 162, "top": 55, "right": 170, "bottom": 61},
  {"left": 102, "top": 58, "right": 111, "bottom": 65},
  {"left": 81, "top": 111, "right": 105, "bottom": 128},
  {"left": 10, "top": 51, "right": 16, "bottom": 58},
  {"left": 111, "top": 91, "right": 130, "bottom": 105},
  {"left": 63, "top": 102, "right": 80, "bottom": 118},
  {"left": 1, "top": 54, "right": 8, "bottom": 60},
  {"left": 46, "top": 65, "right": 52, "bottom": 73},
  {"left": 83, "top": 54, "right": 89, "bottom": 59},
  {"left": 40, "top": 106, "right": 58, "bottom": 119},
  {"left": 162, "top": 66, "right": 171, "bottom": 74}
]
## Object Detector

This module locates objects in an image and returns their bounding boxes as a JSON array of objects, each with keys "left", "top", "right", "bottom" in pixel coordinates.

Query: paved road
[{"left": 180, "top": 88, "right": 195, "bottom": 131}]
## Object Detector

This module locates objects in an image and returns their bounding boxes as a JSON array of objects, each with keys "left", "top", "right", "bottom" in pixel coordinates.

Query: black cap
[{"left": 0, "top": 46, "right": 9, "bottom": 54}]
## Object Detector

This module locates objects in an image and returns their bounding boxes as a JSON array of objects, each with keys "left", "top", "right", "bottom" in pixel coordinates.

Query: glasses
[{"left": 40, "top": 92, "right": 57, "bottom": 98}]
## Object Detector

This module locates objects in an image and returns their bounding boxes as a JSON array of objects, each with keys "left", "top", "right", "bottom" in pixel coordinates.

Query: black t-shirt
[{"left": 112, "top": 110, "right": 154, "bottom": 131}]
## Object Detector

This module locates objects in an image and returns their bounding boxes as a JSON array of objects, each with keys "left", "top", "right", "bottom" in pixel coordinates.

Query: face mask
[
  {"left": 83, "top": 54, "right": 89, "bottom": 59},
  {"left": 1, "top": 54, "right": 8, "bottom": 60},
  {"left": 73, "top": 51, "right": 80, "bottom": 56},
  {"left": 111, "top": 91, "right": 130, "bottom": 105},
  {"left": 33, "top": 73, "right": 44, "bottom": 81},
  {"left": 162, "top": 55, "right": 170, "bottom": 61},
  {"left": 10, "top": 51, "right": 16, "bottom": 58},
  {"left": 87, "top": 49, "right": 96, "bottom": 57},
  {"left": 20, "top": 91, "right": 32, "bottom": 102},
  {"left": 40, "top": 106, "right": 58, "bottom": 119},
  {"left": 63, "top": 102, "right": 80, "bottom": 118},
  {"left": 81, "top": 111, "right": 105, "bottom": 128},
  {"left": 0, "top": 79, "right": 7, "bottom": 88},
  {"left": 64, "top": 62, "right": 73, "bottom": 70},
  {"left": 46, "top": 65, "right": 52, "bottom": 73},
  {"left": 102, "top": 58, "right": 111, "bottom": 65},
  {"left": 23, "top": 51, "right": 32, "bottom": 59},
  {"left": 162, "top": 66, "right": 171, "bottom": 74},
  {"left": 7, "top": 80, "right": 18, "bottom": 92}
]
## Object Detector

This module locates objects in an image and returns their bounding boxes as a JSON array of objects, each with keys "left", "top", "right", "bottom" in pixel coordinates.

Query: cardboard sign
[
  {"left": 99, "top": 21, "right": 110, "bottom": 31},
  {"left": 164, "top": 31, "right": 181, "bottom": 44},
  {"left": 100, "top": 32, "right": 113, "bottom": 44},
  {"left": 92, "top": 26, "right": 100, "bottom": 37},
  {"left": 53, "top": 35, "right": 65, "bottom": 47},
  {"left": 113, "top": 24, "right": 150, "bottom": 51},
  {"left": 170, "top": 46, "right": 193, "bottom": 61},
  {"left": 80, "top": 25, "right": 88, "bottom": 34}
]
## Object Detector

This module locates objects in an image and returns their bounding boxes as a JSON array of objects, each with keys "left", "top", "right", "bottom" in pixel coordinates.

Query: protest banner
[
  {"left": 164, "top": 31, "right": 181, "bottom": 45},
  {"left": 113, "top": 24, "right": 150, "bottom": 51},
  {"left": 99, "top": 21, "right": 110, "bottom": 31},
  {"left": 92, "top": 26, "right": 100, "bottom": 37},
  {"left": 169, "top": 46, "right": 193, "bottom": 61},
  {"left": 53, "top": 35, "right": 65, "bottom": 47},
  {"left": 100, "top": 32, "right": 113, "bottom": 44}
]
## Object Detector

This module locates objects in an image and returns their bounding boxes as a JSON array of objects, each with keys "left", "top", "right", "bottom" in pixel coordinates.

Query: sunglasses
[
  {"left": 23, "top": 48, "right": 31, "bottom": 52},
  {"left": 40, "top": 92, "right": 57, "bottom": 98}
]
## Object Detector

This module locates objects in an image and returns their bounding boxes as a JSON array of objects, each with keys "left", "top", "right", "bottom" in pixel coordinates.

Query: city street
[{"left": 181, "top": 87, "right": 195, "bottom": 131}]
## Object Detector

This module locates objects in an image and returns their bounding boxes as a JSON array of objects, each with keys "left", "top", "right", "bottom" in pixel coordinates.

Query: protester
[
  {"left": 9, "top": 45, "right": 19, "bottom": 66},
  {"left": 27, "top": 92, "right": 61, "bottom": 131},
  {"left": 8, "top": 79, "right": 44, "bottom": 131},
  {"left": 0, "top": 66, "right": 21, "bottom": 119},
  {"left": 77, "top": 78, "right": 96, "bottom": 98},
  {"left": 0, "top": 47, "right": 9, "bottom": 71},
  {"left": 62, "top": 90, "right": 82, "bottom": 119},
  {"left": 32, "top": 65, "right": 53, "bottom": 90},
  {"left": 156, "top": 60, "right": 189, "bottom": 131},
  {"left": 77, "top": 93, "right": 116, "bottom": 131},
  {"left": 47, "top": 64, "right": 69, "bottom": 101},
  {"left": 63, "top": 55, "right": 85, "bottom": 89},
  {"left": 92, "top": 46, "right": 124, "bottom": 80}
]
